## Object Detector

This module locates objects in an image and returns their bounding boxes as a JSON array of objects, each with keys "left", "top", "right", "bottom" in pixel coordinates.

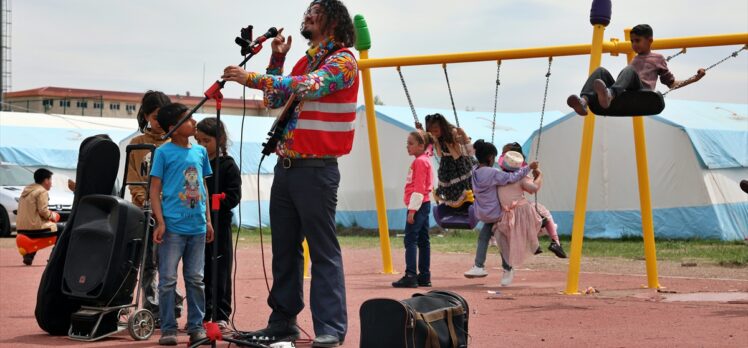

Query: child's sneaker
[
  {"left": 158, "top": 333, "right": 178, "bottom": 346},
  {"left": 500, "top": 269, "right": 515, "bottom": 287},
  {"left": 593, "top": 79, "right": 613, "bottom": 108},
  {"left": 549, "top": 241, "right": 567, "bottom": 259},
  {"left": 463, "top": 266, "right": 488, "bottom": 278},
  {"left": 391, "top": 273, "right": 418, "bottom": 288},
  {"left": 566, "top": 95, "right": 588, "bottom": 116}
]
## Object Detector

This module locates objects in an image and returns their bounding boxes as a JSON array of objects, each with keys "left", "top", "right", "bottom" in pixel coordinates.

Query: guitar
[{"left": 261, "top": 93, "right": 299, "bottom": 157}]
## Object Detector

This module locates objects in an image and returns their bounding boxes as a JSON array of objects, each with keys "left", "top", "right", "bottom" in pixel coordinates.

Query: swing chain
[
  {"left": 534, "top": 57, "right": 552, "bottom": 211},
  {"left": 491, "top": 60, "right": 502, "bottom": 143},
  {"left": 397, "top": 66, "right": 420, "bottom": 127},
  {"left": 442, "top": 64, "right": 460, "bottom": 128},
  {"left": 663, "top": 45, "right": 747, "bottom": 97},
  {"left": 534, "top": 57, "right": 553, "bottom": 162},
  {"left": 666, "top": 48, "right": 687, "bottom": 62}
]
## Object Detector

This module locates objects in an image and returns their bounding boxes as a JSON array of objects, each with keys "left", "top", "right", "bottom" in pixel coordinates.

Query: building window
[
  {"left": 76, "top": 101, "right": 88, "bottom": 108},
  {"left": 110, "top": 103, "right": 120, "bottom": 110},
  {"left": 93, "top": 102, "right": 103, "bottom": 109},
  {"left": 59, "top": 100, "right": 71, "bottom": 107},
  {"left": 42, "top": 99, "right": 54, "bottom": 107},
  {"left": 126, "top": 104, "right": 136, "bottom": 112}
]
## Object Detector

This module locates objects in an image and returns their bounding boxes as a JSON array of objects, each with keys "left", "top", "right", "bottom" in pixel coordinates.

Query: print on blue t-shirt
[{"left": 150, "top": 142, "right": 213, "bottom": 235}]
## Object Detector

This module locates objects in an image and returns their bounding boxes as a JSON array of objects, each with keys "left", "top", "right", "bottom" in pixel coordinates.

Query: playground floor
[{"left": 1, "top": 238, "right": 747, "bottom": 347}]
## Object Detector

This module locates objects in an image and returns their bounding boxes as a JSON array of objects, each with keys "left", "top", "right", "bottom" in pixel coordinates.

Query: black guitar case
[
  {"left": 35, "top": 135, "right": 120, "bottom": 335},
  {"left": 587, "top": 90, "right": 665, "bottom": 116}
]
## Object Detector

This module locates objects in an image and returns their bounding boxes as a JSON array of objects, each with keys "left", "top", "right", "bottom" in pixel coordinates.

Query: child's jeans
[
  {"left": 474, "top": 222, "right": 512, "bottom": 271},
  {"left": 404, "top": 202, "right": 431, "bottom": 276},
  {"left": 158, "top": 232, "right": 206, "bottom": 335},
  {"left": 581, "top": 66, "right": 645, "bottom": 100}
]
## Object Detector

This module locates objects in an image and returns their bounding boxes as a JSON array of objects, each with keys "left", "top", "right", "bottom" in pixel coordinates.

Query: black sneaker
[
  {"left": 22, "top": 252, "right": 36, "bottom": 266},
  {"left": 549, "top": 241, "right": 567, "bottom": 259},
  {"left": 534, "top": 247, "right": 543, "bottom": 255},
  {"left": 392, "top": 274, "right": 418, "bottom": 288},
  {"left": 241, "top": 318, "right": 300, "bottom": 343},
  {"left": 417, "top": 274, "right": 431, "bottom": 287},
  {"left": 189, "top": 331, "right": 210, "bottom": 346}
]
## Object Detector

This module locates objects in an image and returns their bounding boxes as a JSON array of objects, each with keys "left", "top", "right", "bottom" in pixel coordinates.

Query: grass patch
[{"left": 232, "top": 227, "right": 747, "bottom": 267}]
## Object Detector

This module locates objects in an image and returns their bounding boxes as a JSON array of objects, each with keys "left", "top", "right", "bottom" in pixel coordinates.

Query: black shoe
[
  {"left": 534, "top": 247, "right": 543, "bottom": 255},
  {"left": 22, "top": 252, "right": 36, "bottom": 266},
  {"left": 242, "top": 318, "right": 301, "bottom": 343},
  {"left": 312, "top": 334, "right": 343, "bottom": 347},
  {"left": 189, "top": 331, "right": 210, "bottom": 346},
  {"left": 549, "top": 241, "right": 567, "bottom": 259},
  {"left": 417, "top": 273, "right": 432, "bottom": 287},
  {"left": 741, "top": 180, "right": 748, "bottom": 193},
  {"left": 392, "top": 274, "right": 418, "bottom": 288}
]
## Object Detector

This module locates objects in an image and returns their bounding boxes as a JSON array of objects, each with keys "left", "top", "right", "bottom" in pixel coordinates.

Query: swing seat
[
  {"left": 433, "top": 202, "right": 478, "bottom": 230},
  {"left": 588, "top": 90, "right": 665, "bottom": 116}
]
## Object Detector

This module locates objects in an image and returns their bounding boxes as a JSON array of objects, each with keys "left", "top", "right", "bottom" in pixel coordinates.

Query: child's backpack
[{"left": 360, "top": 290, "right": 469, "bottom": 348}]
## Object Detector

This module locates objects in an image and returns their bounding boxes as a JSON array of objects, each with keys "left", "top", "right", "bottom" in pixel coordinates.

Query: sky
[{"left": 9, "top": 0, "right": 748, "bottom": 115}]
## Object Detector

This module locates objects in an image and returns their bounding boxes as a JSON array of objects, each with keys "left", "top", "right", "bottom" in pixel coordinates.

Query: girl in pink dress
[{"left": 494, "top": 151, "right": 544, "bottom": 286}]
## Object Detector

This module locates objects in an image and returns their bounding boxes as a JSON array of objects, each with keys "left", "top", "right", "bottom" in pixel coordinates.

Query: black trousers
[
  {"left": 581, "top": 66, "right": 645, "bottom": 100},
  {"left": 204, "top": 214, "right": 233, "bottom": 322},
  {"left": 268, "top": 162, "right": 347, "bottom": 340}
]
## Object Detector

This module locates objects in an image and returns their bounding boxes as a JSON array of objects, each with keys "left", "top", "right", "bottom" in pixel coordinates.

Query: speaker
[{"left": 62, "top": 195, "right": 145, "bottom": 305}]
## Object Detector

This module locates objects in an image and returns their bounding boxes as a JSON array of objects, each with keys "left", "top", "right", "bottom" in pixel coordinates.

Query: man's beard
[{"left": 301, "top": 29, "right": 312, "bottom": 40}]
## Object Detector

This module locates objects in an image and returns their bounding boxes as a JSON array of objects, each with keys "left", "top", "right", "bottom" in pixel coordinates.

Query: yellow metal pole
[
  {"left": 624, "top": 28, "right": 660, "bottom": 289},
  {"left": 356, "top": 33, "right": 748, "bottom": 69},
  {"left": 564, "top": 23, "right": 607, "bottom": 295},
  {"left": 303, "top": 239, "right": 311, "bottom": 279},
  {"left": 355, "top": 15, "right": 395, "bottom": 274}
]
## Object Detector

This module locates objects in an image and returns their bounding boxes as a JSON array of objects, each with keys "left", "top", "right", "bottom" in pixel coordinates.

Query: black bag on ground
[
  {"left": 35, "top": 135, "right": 120, "bottom": 335},
  {"left": 360, "top": 290, "right": 469, "bottom": 348}
]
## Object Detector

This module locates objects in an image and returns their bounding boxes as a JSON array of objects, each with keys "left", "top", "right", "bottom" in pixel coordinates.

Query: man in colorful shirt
[{"left": 222, "top": 1, "right": 357, "bottom": 346}]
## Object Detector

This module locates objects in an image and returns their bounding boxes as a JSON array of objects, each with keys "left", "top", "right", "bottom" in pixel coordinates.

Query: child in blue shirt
[{"left": 150, "top": 103, "right": 214, "bottom": 346}]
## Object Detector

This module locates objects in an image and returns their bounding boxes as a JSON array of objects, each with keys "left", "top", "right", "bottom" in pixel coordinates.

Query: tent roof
[
  {"left": 650, "top": 99, "right": 747, "bottom": 169},
  {"left": 0, "top": 112, "right": 135, "bottom": 169}
]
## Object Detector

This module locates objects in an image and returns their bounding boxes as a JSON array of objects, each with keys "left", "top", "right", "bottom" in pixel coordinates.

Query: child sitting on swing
[
  {"left": 567, "top": 24, "right": 706, "bottom": 116},
  {"left": 421, "top": 113, "right": 475, "bottom": 207},
  {"left": 500, "top": 142, "right": 566, "bottom": 258}
]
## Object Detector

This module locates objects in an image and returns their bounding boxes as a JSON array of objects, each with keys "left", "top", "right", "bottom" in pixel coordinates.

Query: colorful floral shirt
[{"left": 245, "top": 38, "right": 359, "bottom": 158}]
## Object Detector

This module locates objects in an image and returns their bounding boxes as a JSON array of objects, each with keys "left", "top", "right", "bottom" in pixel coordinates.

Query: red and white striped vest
[{"left": 287, "top": 48, "right": 359, "bottom": 156}]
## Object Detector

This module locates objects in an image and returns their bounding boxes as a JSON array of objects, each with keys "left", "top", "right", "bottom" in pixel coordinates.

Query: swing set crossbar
[{"left": 357, "top": 32, "right": 748, "bottom": 69}]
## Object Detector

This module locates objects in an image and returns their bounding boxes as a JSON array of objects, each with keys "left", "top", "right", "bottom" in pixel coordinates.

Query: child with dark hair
[
  {"left": 463, "top": 140, "right": 537, "bottom": 279},
  {"left": 567, "top": 24, "right": 706, "bottom": 116},
  {"left": 125, "top": 90, "right": 182, "bottom": 321},
  {"left": 15, "top": 168, "right": 60, "bottom": 265},
  {"left": 393, "top": 130, "right": 434, "bottom": 288},
  {"left": 498, "top": 142, "right": 566, "bottom": 258},
  {"left": 423, "top": 113, "right": 475, "bottom": 207},
  {"left": 151, "top": 103, "right": 214, "bottom": 346},
  {"left": 194, "top": 117, "right": 242, "bottom": 329}
]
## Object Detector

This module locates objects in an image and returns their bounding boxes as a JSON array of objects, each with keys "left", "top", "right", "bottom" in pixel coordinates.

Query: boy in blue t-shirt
[{"left": 150, "top": 103, "right": 214, "bottom": 346}]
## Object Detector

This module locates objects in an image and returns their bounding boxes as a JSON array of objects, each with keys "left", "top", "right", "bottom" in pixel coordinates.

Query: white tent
[{"left": 522, "top": 99, "right": 747, "bottom": 240}]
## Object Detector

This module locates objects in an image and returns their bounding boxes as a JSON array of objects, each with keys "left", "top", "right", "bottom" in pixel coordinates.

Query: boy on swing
[{"left": 567, "top": 24, "right": 706, "bottom": 116}]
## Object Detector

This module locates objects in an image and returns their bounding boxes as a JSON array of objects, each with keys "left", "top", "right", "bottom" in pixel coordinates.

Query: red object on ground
[{"left": 15, "top": 233, "right": 57, "bottom": 256}]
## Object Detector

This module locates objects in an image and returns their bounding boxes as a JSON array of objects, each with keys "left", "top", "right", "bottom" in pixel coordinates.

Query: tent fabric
[
  {"left": 523, "top": 99, "right": 747, "bottom": 241},
  {"left": 3, "top": 99, "right": 746, "bottom": 241}
]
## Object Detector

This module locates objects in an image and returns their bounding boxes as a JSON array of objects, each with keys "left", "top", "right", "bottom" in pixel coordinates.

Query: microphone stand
[{"left": 177, "top": 36, "right": 269, "bottom": 348}]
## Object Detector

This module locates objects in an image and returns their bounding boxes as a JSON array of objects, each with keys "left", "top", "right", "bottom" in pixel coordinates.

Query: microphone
[{"left": 235, "top": 27, "right": 278, "bottom": 50}]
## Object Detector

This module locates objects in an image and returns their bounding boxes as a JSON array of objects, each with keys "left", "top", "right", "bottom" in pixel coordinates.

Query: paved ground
[{"left": 1, "top": 238, "right": 747, "bottom": 347}]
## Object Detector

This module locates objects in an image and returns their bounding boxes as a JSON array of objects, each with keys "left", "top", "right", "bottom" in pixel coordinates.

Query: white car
[{"left": 0, "top": 163, "right": 74, "bottom": 237}]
